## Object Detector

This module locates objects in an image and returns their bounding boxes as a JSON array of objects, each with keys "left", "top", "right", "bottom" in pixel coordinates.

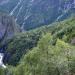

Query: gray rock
[
  {"left": 0, "top": 12, "right": 20, "bottom": 45},
  {"left": 71, "top": 37, "right": 75, "bottom": 45}
]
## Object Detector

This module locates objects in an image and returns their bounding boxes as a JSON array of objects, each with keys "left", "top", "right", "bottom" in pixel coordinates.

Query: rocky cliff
[{"left": 0, "top": 12, "right": 20, "bottom": 45}]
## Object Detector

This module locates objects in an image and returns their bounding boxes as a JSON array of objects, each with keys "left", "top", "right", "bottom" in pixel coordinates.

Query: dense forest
[{"left": 0, "top": 16, "right": 75, "bottom": 75}]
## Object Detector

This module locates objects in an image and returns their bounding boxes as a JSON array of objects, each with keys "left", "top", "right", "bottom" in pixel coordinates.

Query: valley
[{"left": 0, "top": 0, "right": 75, "bottom": 75}]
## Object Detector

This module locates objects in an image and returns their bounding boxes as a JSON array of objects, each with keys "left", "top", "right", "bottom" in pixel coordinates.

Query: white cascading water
[
  {"left": 0, "top": 53, "right": 6, "bottom": 68},
  {"left": 15, "top": 5, "right": 23, "bottom": 21},
  {"left": 21, "top": 8, "right": 31, "bottom": 31},
  {"left": 10, "top": 0, "right": 22, "bottom": 16},
  {"left": 56, "top": 0, "right": 75, "bottom": 21}
]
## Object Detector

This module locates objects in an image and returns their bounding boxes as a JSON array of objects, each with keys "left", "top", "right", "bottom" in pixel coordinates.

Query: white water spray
[{"left": 0, "top": 53, "right": 6, "bottom": 69}]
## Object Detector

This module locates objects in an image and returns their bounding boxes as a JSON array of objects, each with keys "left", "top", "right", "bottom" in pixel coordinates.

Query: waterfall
[{"left": 0, "top": 53, "right": 6, "bottom": 68}]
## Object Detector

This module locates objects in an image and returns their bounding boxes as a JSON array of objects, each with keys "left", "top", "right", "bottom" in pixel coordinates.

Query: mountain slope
[
  {"left": 0, "top": 17, "right": 75, "bottom": 75},
  {"left": 0, "top": 0, "right": 75, "bottom": 30},
  {"left": 4, "top": 16, "right": 75, "bottom": 66}
]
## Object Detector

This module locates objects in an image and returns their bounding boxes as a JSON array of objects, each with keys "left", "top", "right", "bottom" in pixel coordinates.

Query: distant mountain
[{"left": 0, "top": 0, "right": 75, "bottom": 30}]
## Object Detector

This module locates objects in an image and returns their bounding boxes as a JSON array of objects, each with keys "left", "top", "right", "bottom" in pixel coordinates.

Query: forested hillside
[
  {"left": 0, "top": 17, "right": 75, "bottom": 75},
  {"left": 0, "top": 0, "right": 75, "bottom": 75}
]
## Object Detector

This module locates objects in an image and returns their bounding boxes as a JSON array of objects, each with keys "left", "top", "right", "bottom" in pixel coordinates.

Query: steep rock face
[
  {"left": 0, "top": 13, "right": 20, "bottom": 45},
  {"left": 0, "top": 0, "right": 75, "bottom": 30}
]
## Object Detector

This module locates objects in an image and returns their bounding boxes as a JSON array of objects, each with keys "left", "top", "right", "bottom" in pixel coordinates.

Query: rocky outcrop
[
  {"left": 71, "top": 37, "right": 75, "bottom": 45},
  {"left": 0, "top": 12, "right": 20, "bottom": 45}
]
